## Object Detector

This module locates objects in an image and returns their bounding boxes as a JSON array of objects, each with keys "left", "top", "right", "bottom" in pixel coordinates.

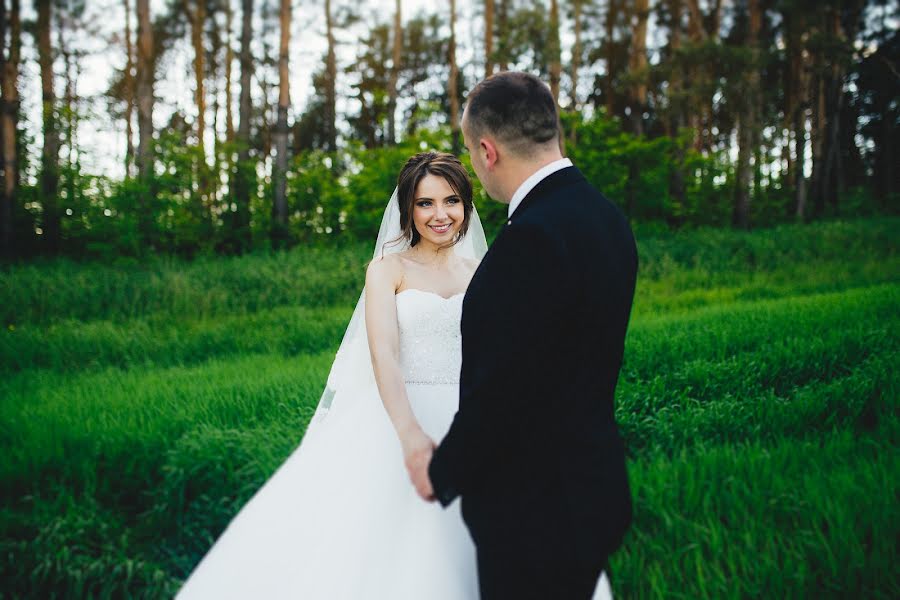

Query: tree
[
  {"left": 350, "top": 22, "right": 391, "bottom": 147},
  {"left": 548, "top": 0, "right": 561, "bottom": 105},
  {"left": 387, "top": 0, "right": 402, "bottom": 143},
  {"left": 272, "top": 0, "right": 290, "bottom": 242},
  {"left": 808, "top": 0, "right": 865, "bottom": 217},
  {"left": 570, "top": 0, "right": 584, "bottom": 110},
  {"left": 733, "top": 0, "right": 762, "bottom": 229},
  {"left": 781, "top": 2, "right": 811, "bottom": 218},
  {"left": 123, "top": 0, "right": 136, "bottom": 175},
  {"left": 228, "top": 0, "right": 253, "bottom": 252},
  {"left": 135, "top": 0, "right": 156, "bottom": 249},
  {"left": 496, "top": 0, "right": 509, "bottom": 71},
  {"left": 628, "top": 0, "right": 650, "bottom": 135},
  {"left": 135, "top": 0, "right": 153, "bottom": 182},
  {"left": 184, "top": 0, "right": 207, "bottom": 155},
  {"left": 605, "top": 0, "right": 618, "bottom": 115},
  {"left": 37, "top": 0, "right": 61, "bottom": 253},
  {"left": 660, "top": 0, "right": 688, "bottom": 215},
  {"left": 0, "top": 0, "right": 21, "bottom": 256},
  {"left": 485, "top": 0, "right": 494, "bottom": 78},
  {"left": 400, "top": 13, "right": 445, "bottom": 136},
  {"left": 224, "top": 0, "right": 235, "bottom": 142},
  {"left": 449, "top": 0, "right": 460, "bottom": 152},
  {"left": 685, "top": 0, "right": 724, "bottom": 150},
  {"left": 853, "top": 3, "right": 898, "bottom": 210},
  {"left": 324, "top": 0, "right": 337, "bottom": 152}
]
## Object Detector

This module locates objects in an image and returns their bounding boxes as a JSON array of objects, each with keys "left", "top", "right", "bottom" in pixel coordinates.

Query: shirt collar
[{"left": 507, "top": 158, "right": 573, "bottom": 218}]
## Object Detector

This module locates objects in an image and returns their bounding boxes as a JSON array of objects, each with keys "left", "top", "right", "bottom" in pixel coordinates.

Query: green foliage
[
  {"left": 16, "top": 105, "right": 896, "bottom": 263},
  {"left": 1, "top": 218, "right": 897, "bottom": 597},
  {"left": 565, "top": 112, "right": 734, "bottom": 225}
]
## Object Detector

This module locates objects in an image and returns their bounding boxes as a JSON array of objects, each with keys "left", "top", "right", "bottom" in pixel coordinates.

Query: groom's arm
[{"left": 429, "top": 222, "right": 574, "bottom": 506}]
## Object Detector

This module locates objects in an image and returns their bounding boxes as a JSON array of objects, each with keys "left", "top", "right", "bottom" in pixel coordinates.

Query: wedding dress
[
  {"left": 177, "top": 187, "right": 613, "bottom": 599},
  {"left": 176, "top": 288, "right": 479, "bottom": 599}
]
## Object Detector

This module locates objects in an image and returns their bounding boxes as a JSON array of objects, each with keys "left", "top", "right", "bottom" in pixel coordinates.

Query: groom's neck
[{"left": 499, "top": 149, "right": 566, "bottom": 203}]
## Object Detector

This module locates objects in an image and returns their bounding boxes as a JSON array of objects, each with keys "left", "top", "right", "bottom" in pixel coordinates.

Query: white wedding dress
[{"left": 177, "top": 289, "right": 479, "bottom": 599}]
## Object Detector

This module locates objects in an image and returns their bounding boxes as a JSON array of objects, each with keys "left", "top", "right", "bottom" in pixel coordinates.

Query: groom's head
[{"left": 461, "top": 72, "right": 562, "bottom": 203}]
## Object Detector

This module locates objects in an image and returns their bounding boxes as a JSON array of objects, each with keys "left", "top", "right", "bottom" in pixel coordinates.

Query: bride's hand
[{"left": 400, "top": 427, "right": 436, "bottom": 501}]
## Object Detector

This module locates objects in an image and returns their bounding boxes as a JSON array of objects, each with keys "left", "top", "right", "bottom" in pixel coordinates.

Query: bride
[{"left": 176, "top": 152, "right": 485, "bottom": 598}]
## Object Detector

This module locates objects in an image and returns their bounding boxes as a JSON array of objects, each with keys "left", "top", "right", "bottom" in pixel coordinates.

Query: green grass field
[{"left": 1, "top": 218, "right": 897, "bottom": 598}]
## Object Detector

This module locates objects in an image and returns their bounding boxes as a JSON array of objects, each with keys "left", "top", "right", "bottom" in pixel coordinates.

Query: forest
[{"left": 0, "top": 0, "right": 896, "bottom": 259}]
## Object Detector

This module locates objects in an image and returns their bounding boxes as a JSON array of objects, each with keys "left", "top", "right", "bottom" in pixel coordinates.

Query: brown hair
[
  {"left": 464, "top": 71, "right": 559, "bottom": 157},
  {"left": 393, "top": 152, "right": 473, "bottom": 248}
]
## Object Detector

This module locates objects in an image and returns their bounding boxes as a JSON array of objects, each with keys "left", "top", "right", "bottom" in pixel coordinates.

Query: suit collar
[
  {"left": 507, "top": 158, "right": 573, "bottom": 217},
  {"left": 507, "top": 166, "right": 586, "bottom": 221}
]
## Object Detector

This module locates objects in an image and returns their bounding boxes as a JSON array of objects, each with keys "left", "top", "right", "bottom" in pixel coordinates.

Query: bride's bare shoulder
[{"left": 366, "top": 253, "right": 404, "bottom": 289}]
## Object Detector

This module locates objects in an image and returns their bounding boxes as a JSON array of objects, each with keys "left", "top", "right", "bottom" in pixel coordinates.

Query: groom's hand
[{"left": 401, "top": 428, "right": 436, "bottom": 502}]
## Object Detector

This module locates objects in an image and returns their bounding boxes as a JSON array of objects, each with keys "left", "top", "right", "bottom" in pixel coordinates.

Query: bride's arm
[{"left": 364, "top": 258, "right": 436, "bottom": 470}]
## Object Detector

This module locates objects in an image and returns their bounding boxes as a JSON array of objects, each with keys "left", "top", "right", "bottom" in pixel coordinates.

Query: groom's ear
[{"left": 481, "top": 138, "right": 499, "bottom": 170}]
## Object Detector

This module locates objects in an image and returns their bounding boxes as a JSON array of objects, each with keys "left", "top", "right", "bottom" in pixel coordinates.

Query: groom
[{"left": 410, "top": 71, "right": 638, "bottom": 598}]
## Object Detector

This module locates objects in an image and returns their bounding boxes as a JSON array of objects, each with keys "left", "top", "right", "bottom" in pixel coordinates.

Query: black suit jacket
[{"left": 429, "top": 166, "right": 637, "bottom": 568}]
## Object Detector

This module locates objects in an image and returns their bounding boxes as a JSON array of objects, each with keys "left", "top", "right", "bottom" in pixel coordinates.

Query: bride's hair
[{"left": 392, "top": 152, "right": 474, "bottom": 249}]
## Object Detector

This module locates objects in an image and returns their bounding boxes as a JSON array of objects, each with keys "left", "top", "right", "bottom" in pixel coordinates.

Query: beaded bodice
[{"left": 396, "top": 289, "right": 464, "bottom": 385}]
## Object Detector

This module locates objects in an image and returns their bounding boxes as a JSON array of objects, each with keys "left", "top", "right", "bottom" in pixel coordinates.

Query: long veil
[{"left": 308, "top": 187, "right": 489, "bottom": 425}]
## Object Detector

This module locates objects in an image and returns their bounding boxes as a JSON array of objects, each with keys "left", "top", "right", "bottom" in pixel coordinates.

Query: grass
[{"left": 0, "top": 217, "right": 897, "bottom": 598}]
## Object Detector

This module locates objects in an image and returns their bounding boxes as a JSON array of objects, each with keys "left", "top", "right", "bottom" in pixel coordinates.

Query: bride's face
[{"left": 412, "top": 174, "right": 466, "bottom": 247}]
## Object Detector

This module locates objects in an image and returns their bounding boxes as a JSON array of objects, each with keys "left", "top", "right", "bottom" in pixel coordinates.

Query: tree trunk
[
  {"left": 782, "top": 11, "right": 798, "bottom": 191},
  {"left": 788, "top": 8, "right": 809, "bottom": 220},
  {"left": 549, "top": 0, "right": 561, "bottom": 106},
  {"left": 225, "top": 0, "right": 235, "bottom": 142},
  {"left": 733, "top": 0, "right": 761, "bottom": 229},
  {"left": 485, "top": 0, "right": 494, "bottom": 78},
  {"left": 628, "top": 0, "right": 649, "bottom": 135},
  {"left": 124, "top": 0, "right": 136, "bottom": 176},
  {"left": 0, "top": 0, "right": 21, "bottom": 256},
  {"left": 687, "top": 0, "right": 720, "bottom": 150},
  {"left": 666, "top": 0, "right": 684, "bottom": 137},
  {"left": 449, "top": 0, "right": 460, "bottom": 153},
  {"left": 712, "top": 0, "right": 724, "bottom": 39},
  {"left": 188, "top": 0, "right": 206, "bottom": 156},
  {"left": 135, "top": 0, "right": 153, "bottom": 180},
  {"left": 794, "top": 106, "right": 808, "bottom": 220},
  {"left": 135, "top": 0, "right": 155, "bottom": 249},
  {"left": 571, "top": 0, "right": 582, "bottom": 110},
  {"left": 809, "top": 55, "right": 826, "bottom": 218},
  {"left": 325, "top": 0, "right": 337, "bottom": 152},
  {"left": 667, "top": 0, "right": 687, "bottom": 217},
  {"left": 57, "top": 5, "right": 76, "bottom": 213},
  {"left": 604, "top": 0, "right": 617, "bottom": 115},
  {"left": 686, "top": 0, "right": 706, "bottom": 41},
  {"left": 387, "top": 0, "right": 401, "bottom": 144},
  {"left": 272, "top": 0, "right": 290, "bottom": 243},
  {"left": 38, "top": 0, "right": 60, "bottom": 253},
  {"left": 230, "top": 0, "right": 252, "bottom": 251},
  {"left": 820, "top": 4, "right": 861, "bottom": 212},
  {"left": 497, "top": 0, "right": 508, "bottom": 72}
]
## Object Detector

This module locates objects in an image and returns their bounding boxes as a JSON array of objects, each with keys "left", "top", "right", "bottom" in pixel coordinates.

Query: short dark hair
[
  {"left": 464, "top": 71, "right": 559, "bottom": 156},
  {"left": 394, "top": 152, "right": 473, "bottom": 248}
]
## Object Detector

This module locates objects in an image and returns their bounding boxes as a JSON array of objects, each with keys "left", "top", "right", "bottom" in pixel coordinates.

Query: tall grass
[
  {"left": 2, "top": 218, "right": 895, "bottom": 326},
  {"left": 0, "top": 218, "right": 897, "bottom": 598}
]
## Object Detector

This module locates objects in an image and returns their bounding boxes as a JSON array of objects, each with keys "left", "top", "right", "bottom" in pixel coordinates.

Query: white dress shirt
[{"left": 507, "top": 157, "right": 573, "bottom": 219}]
